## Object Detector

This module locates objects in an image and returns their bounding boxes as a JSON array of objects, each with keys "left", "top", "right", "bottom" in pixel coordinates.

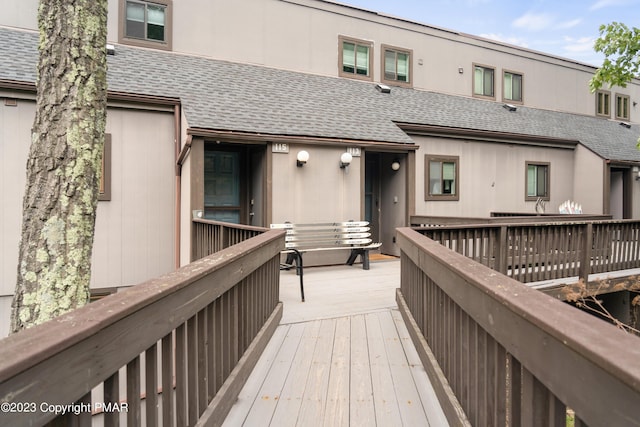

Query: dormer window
[
  {"left": 616, "top": 94, "right": 630, "bottom": 120},
  {"left": 120, "top": 0, "right": 172, "bottom": 50},
  {"left": 382, "top": 45, "right": 412, "bottom": 87},
  {"left": 339, "top": 36, "right": 373, "bottom": 81},
  {"left": 473, "top": 64, "right": 495, "bottom": 99}
]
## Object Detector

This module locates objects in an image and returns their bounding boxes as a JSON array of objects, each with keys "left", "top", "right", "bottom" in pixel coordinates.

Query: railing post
[
  {"left": 579, "top": 222, "right": 593, "bottom": 284},
  {"left": 496, "top": 226, "right": 508, "bottom": 275}
]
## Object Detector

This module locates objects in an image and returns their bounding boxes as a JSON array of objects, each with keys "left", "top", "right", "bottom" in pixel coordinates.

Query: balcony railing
[
  {"left": 0, "top": 226, "right": 284, "bottom": 426},
  {"left": 192, "top": 218, "right": 267, "bottom": 261},
  {"left": 414, "top": 219, "right": 640, "bottom": 284},
  {"left": 410, "top": 214, "right": 611, "bottom": 227},
  {"left": 396, "top": 227, "right": 640, "bottom": 426}
]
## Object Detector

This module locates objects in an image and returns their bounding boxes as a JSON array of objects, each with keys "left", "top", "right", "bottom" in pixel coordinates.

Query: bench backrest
[{"left": 270, "top": 221, "right": 372, "bottom": 249}]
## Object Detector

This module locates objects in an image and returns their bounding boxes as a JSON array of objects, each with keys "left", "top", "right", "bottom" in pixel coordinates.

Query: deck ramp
[{"left": 224, "top": 259, "right": 449, "bottom": 426}]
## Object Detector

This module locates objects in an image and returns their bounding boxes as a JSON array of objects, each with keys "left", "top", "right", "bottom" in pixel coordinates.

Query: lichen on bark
[{"left": 10, "top": 0, "right": 108, "bottom": 332}]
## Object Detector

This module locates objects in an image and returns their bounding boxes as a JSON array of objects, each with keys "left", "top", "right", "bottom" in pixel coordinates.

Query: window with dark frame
[
  {"left": 616, "top": 93, "right": 630, "bottom": 120},
  {"left": 120, "top": 0, "right": 172, "bottom": 50},
  {"left": 339, "top": 36, "right": 373, "bottom": 80},
  {"left": 526, "top": 162, "right": 549, "bottom": 201},
  {"left": 382, "top": 45, "right": 412, "bottom": 87},
  {"left": 473, "top": 64, "right": 495, "bottom": 98},
  {"left": 503, "top": 70, "right": 523, "bottom": 103},
  {"left": 596, "top": 90, "right": 611, "bottom": 117},
  {"left": 425, "top": 155, "right": 459, "bottom": 201}
]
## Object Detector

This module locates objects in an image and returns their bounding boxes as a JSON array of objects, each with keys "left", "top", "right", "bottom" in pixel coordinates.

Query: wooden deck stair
[{"left": 223, "top": 259, "right": 448, "bottom": 426}]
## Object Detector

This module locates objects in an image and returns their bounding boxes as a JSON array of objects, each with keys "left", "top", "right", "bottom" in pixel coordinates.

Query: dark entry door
[{"left": 204, "top": 150, "right": 241, "bottom": 223}]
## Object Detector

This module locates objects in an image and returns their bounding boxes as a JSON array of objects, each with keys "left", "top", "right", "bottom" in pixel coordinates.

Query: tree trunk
[{"left": 10, "top": 0, "right": 108, "bottom": 332}]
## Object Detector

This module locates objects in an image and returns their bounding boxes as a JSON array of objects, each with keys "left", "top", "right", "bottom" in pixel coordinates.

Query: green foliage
[{"left": 589, "top": 22, "right": 640, "bottom": 92}]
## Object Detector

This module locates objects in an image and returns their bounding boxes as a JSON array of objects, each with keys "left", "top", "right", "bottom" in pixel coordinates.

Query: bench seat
[{"left": 270, "top": 221, "right": 382, "bottom": 301}]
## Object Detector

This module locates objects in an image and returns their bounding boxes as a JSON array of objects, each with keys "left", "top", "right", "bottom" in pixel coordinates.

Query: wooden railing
[
  {"left": 0, "top": 229, "right": 285, "bottom": 426},
  {"left": 410, "top": 214, "right": 611, "bottom": 227},
  {"left": 415, "top": 220, "right": 640, "bottom": 284},
  {"left": 396, "top": 227, "right": 640, "bottom": 426},
  {"left": 192, "top": 218, "right": 267, "bottom": 261}
]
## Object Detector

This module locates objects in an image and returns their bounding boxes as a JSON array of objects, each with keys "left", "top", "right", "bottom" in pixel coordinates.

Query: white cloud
[
  {"left": 590, "top": 0, "right": 627, "bottom": 10},
  {"left": 563, "top": 36, "right": 596, "bottom": 53},
  {"left": 558, "top": 18, "right": 582, "bottom": 29},
  {"left": 512, "top": 12, "right": 555, "bottom": 31}
]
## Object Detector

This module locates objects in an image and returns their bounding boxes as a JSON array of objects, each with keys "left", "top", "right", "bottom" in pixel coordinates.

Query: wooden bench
[{"left": 270, "top": 221, "right": 382, "bottom": 301}]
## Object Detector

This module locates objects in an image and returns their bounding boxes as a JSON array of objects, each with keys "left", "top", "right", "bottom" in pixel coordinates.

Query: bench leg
[
  {"left": 362, "top": 250, "right": 370, "bottom": 270},
  {"left": 289, "top": 249, "right": 304, "bottom": 302},
  {"left": 346, "top": 249, "right": 359, "bottom": 266},
  {"left": 347, "top": 249, "right": 370, "bottom": 270}
]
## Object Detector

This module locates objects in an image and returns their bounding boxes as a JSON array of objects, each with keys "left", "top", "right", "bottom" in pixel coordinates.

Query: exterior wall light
[
  {"left": 340, "top": 152, "right": 353, "bottom": 168},
  {"left": 297, "top": 150, "right": 309, "bottom": 167},
  {"left": 633, "top": 166, "right": 640, "bottom": 181},
  {"left": 391, "top": 160, "right": 400, "bottom": 171}
]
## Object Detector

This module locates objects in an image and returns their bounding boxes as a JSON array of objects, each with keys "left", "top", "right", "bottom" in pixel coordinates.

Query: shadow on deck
[{"left": 224, "top": 259, "right": 449, "bottom": 426}]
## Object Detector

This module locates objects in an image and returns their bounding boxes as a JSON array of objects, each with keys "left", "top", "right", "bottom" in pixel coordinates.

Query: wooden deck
[{"left": 223, "top": 257, "right": 449, "bottom": 426}]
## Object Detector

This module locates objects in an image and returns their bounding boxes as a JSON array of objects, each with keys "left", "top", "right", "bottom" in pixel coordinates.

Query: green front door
[{"left": 204, "top": 150, "right": 241, "bottom": 223}]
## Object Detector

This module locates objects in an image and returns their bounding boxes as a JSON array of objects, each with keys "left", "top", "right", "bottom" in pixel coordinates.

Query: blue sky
[{"left": 336, "top": 0, "right": 639, "bottom": 66}]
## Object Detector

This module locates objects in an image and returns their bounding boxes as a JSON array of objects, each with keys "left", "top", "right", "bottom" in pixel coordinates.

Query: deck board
[
  {"left": 365, "top": 312, "right": 403, "bottom": 425},
  {"left": 350, "top": 314, "right": 376, "bottom": 426},
  {"left": 323, "top": 316, "right": 350, "bottom": 427},
  {"left": 270, "top": 320, "right": 321, "bottom": 426},
  {"left": 297, "top": 318, "right": 335, "bottom": 425},
  {"left": 223, "top": 259, "right": 449, "bottom": 426}
]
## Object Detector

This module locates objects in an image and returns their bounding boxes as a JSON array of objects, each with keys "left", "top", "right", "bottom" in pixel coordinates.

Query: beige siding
[
  {"left": 0, "top": 100, "right": 175, "bottom": 292},
  {"left": 271, "top": 144, "right": 361, "bottom": 223},
  {"left": 413, "top": 135, "right": 576, "bottom": 217},
  {"left": 168, "top": 0, "right": 640, "bottom": 120},
  {"left": 573, "top": 145, "right": 605, "bottom": 214},
  {"left": 92, "top": 108, "right": 176, "bottom": 287},
  {"left": 0, "top": 1, "right": 37, "bottom": 30}
]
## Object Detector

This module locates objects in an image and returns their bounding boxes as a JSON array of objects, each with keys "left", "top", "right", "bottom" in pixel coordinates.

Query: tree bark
[{"left": 11, "top": 0, "right": 108, "bottom": 332}]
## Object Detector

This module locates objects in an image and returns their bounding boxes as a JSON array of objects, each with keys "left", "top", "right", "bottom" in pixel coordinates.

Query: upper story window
[
  {"left": 616, "top": 94, "right": 630, "bottom": 120},
  {"left": 339, "top": 36, "right": 373, "bottom": 81},
  {"left": 426, "top": 155, "right": 459, "bottom": 201},
  {"left": 119, "top": 0, "right": 172, "bottom": 50},
  {"left": 526, "top": 162, "right": 549, "bottom": 201},
  {"left": 596, "top": 90, "right": 611, "bottom": 118},
  {"left": 473, "top": 64, "right": 495, "bottom": 99},
  {"left": 503, "top": 70, "right": 523, "bottom": 103},
  {"left": 382, "top": 45, "right": 412, "bottom": 87}
]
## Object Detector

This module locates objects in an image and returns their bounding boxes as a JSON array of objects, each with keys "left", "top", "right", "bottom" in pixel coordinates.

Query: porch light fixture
[
  {"left": 340, "top": 152, "right": 353, "bottom": 168},
  {"left": 297, "top": 150, "right": 309, "bottom": 167},
  {"left": 391, "top": 160, "right": 400, "bottom": 171},
  {"left": 633, "top": 166, "right": 640, "bottom": 181}
]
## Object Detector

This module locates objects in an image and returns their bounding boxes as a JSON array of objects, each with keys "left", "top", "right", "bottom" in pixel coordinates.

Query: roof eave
[
  {"left": 396, "top": 122, "right": 579, "bottom": 149},
  {"left": 187, "top": 127, "right": 419, "bottom": 151}
]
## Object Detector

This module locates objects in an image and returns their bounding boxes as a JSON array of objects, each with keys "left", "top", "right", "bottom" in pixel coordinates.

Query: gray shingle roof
[{"left": 1, "top": 27, "right": 639, "bottom": 161}]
